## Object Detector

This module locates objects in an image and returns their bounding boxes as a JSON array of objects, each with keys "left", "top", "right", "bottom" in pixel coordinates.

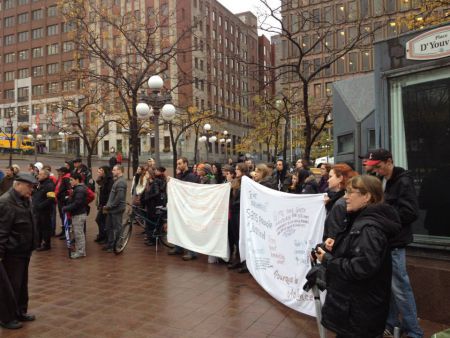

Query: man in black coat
[
  {"left": 0, "top": 173, "right": 38, "bottom": 330},
  {"left": 32, "top": 169, "right": 56, "bottom": 251},
  {"left": 369, "top": 148, "right": 424, "bottom": 338}
]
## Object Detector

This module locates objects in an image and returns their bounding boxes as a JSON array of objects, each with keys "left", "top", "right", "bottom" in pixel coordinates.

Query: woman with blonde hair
[{"left": 253, "top": 163, "right": 276, "bottom": 190}]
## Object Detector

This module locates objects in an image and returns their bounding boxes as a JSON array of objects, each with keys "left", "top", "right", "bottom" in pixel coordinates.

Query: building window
[
  {"left": 337, "top": 29, "right": 346, "bottom": 48},
  {"left": 19, "top": 50, "right": 29, "bottom": 60},
  {"left": 63, "top": 41, "right": 75, "bottom": 52},
  {"left": 32, "top": 9, "right": 44, "bottom": 20},
  {"left": 32, "top": 104, "right": 43, "bottom": 116},
  {"left": 47, "top": 43, "right": 59, "bottom": 55},
  {"left": 4, "top": 16, "right": 16, "bottom": 27},
  {"left": 32, "top": 85, "right": 44, "bottom": 96},
  {"left": 386, "top": 0, "right": 396, "bottom": 13},
  {"left": 32, "top": 47, "right": 44, "bottom": 58},
  {"left": 4, "top": 90, "right": 15, "bottom": 100},
  {"left": 360, "top": 0, "right": 370, "bottom": 18},
  {"left": 47, "top": 63, "right": 59, "bottom": 75},
  {"left": 18, "top": 31, "right": 29, "bottom": 43},
  {"left": 18, "top": 106, "right": 30, "bottom": 122},
  {"left": 18, "top": 87, "right": 29, "bottom": 102},
  {"left": 326, "top": 82, "right": 333, "bottom": 96},
  {"left": 337, "top": 133, "right": 354, "bottom": 153},
  {"left": 48, "top": 82, "right": 59, "bottom": 94},
  {"left": 348, "top": 52, "right": 358, "bottom": 72},
  {"left": 314, "top": 83, "right": 322, "bottom": 98},
  {"left": 32, "top": 28, "right": 44, "bottom": 40},
  {"left": 32, "top": 65, "right": 44, "bottom": 77},
  {"left": 47, "top": 24, "right": 59, "bottom": 36},
  {"left": 373, "top": 0, "right": 383, "bottom": 15},
  {"left": 18, "top": 12, "right": 29, "bottom": 24},
  {"left": 337, "top": 57, "right": 345, "bottom": 74},
  {"left": 362, "top": 50, "right": 372, "bottom": 71},
  {"left": 336, "top": 4, "right": 345, "bottom": 23},
  {"left": 367, "top": 128, "right": 376, "bottom": 150},
  {"left": 18, "top": 68, "right": 30, "bottom": 79},
  {"left": 5, "top": 0, "right": 16, "bottom": 9},
  {"left": 5, "top": 34, "right": 16, "bottom": 46},
  {"left": 63, "top": 80, "right": 77, "bottom": 92},
  {"left": 47, "top": 5, "right": 57, "bottom": 17},
  {"left": 5, "top": 71, "right": 15, "bottom": 82},
  {"left": 18, "top": 0, "right": 30, "bottom": 5},
  {"left": 63, "top": 60, "right": 74, "bottom": 71},
  {"left": 5, "top": 52, "right": 16, "bottom": 63}
]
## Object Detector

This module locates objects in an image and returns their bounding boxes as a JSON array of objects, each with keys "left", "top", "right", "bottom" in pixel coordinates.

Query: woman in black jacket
[
  {"left": 315, "top": 175, "right": 401, "bottom": 338},
  {"left": 94, "top": 166, "right": 113, "bottom": 243},
  {"left": 142, "top": 169, "right": 161, "bottom": 246}
]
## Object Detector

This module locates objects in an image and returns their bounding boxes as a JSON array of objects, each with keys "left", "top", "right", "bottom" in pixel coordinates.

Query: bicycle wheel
[
  {"left": 155, "top": 224, "right": 173, "bottom": 249},
  {"left": 114, "top": 220, "right": 133, "bottom": 254}
]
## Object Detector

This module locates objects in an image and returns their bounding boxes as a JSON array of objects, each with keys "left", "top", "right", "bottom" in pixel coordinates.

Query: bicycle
[{"left": 113, "top": 203, "right": 173, "bottom": 254}]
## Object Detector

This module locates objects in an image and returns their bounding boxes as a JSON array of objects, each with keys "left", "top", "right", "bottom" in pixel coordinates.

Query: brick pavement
[{"left": 1, "top": 225, "right": 447, "bottom": 338}]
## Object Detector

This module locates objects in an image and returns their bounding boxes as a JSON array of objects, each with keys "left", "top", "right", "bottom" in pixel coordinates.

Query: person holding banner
[
  {"left": 315, "top": 175, "right": 401, "bottom": 338},
  {"left": 253, "top": 164, "right": 277, "bottom": 190},
  {"left": 168, "top": 157, "right": 199, "bottom": 260},
  {"left": 228, "top": 163, "right": 248, "bottom": 270}
]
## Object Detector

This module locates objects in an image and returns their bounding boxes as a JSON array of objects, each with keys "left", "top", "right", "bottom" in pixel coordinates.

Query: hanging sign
[{"left": 406, "top": 26, "right": 450, "bottom": 60}]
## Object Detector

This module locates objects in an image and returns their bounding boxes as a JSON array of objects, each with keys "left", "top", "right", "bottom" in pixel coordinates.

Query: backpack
[{"left": 86, "top": 186, "right": 96, "bottom": 204}]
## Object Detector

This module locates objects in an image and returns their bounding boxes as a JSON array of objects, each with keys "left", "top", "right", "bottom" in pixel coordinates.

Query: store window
[{"left": 390, "top": 68, "right": 450, "bottom": 241}]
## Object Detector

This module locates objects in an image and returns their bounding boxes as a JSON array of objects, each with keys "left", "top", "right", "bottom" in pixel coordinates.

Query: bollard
[{"left": 394, "top": 327, "right": 401, "bottom": 338}]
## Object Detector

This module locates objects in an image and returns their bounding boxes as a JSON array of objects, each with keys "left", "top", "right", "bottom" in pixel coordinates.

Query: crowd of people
[{"left": 0, "top": 148, "right": 424, "bottom": 337}]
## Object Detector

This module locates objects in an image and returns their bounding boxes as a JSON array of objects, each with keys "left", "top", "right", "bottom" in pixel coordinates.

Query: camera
[{"left": 311, "top": 243, "right": 328, "bottom": 262}]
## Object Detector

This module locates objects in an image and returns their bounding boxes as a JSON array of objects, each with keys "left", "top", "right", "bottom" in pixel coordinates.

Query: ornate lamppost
[{"left": 136, "top": 75, "right": 176, "bottom": 166}]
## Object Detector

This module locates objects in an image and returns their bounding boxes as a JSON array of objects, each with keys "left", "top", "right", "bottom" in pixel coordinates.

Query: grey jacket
[{"left": 106, "top": 176, "right": 127, "bottom": 214}]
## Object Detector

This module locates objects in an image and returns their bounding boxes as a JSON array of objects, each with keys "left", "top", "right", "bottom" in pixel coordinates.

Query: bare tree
[
  {"left": 253, "top": 0, "right": 379, "bottom": 161},
  {"left": 59, "top": 1, "right": 194, "bottom": 173}
]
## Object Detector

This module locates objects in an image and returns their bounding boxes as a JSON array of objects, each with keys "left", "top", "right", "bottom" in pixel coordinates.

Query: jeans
[
  {"left": 386, "top": 248, "right": 423, "bottom": 338},
  {"left": 72, "top": 214, "right": 87, "bottom": 256},
  {"left": 105, "top": 212, "right": 124, "bottom": 249}
]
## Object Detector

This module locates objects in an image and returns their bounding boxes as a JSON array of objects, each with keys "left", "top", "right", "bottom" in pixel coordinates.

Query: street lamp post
[
  {"left": 30, "top": 123, "right": 39, "bottom": 162},
  {"left": 136, "top": 75, "right": 176, "bottom": 166}
]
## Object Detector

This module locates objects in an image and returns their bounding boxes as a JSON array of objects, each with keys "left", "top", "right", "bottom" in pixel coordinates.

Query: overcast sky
[{"left": 217, "top": 0, "right": 282, "bottom": 37}]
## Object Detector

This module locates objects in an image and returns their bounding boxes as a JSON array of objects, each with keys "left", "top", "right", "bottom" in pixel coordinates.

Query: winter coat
[
  {"left": 105, "top": 176, "right": 127, "bottom": 214},
  {"left": 32, "top": 177, "right": 56, "bottom": 226},
  {"left": 0, "top": 189, "right": 38, "bottom": 258},
  {"left": 323, "top": 195, "right": 346, "bottom": 241},
  {"left": 55, "top": 173, "right": 71, "bottom": 206},
  {"left": 259, "top": 176, "right": 277, "bottom": 190},
  {"left": 382, "top": 167, "right": 418, "bottom": 248},
  {"left": 200, "top": 174, "right": 217, "bottom": 184},
  {"left": 97, "top": 174, "right": 114, "bottom": 208},
  {"left": 274, "top": 169, "right": 291, "bottom": 192},
  {"left": 0, "top": 175, "right": 15, "bottom": 196},
  {"left": 142, "top": 180, "right": 161, "bottom": 220},
  {"left": 177, "top": 169, "right": 199, "bottom": 183},
  {"left": 318, "top": 176, "right": 329, "bottom": 193},
  {"left": 301, "top": 175, "right": 319, "bottom": 194},
  {"left": 321, "top": 203, "right": 401, "bottom": 338},
  {"left": 109, "top": 156, "right": 117, "bottom": 169},
  {"left": 63, "top": 184, "right": 88, "bottom": 216}
]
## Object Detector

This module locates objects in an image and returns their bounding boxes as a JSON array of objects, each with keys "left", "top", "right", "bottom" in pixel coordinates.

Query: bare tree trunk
[
  {"left": 130, "top": 107, "right": 139, "bottom": 175},
  {"left": 283, "top": 113, "right": 289, "bottom": 162},
  {"left": 169, "top": 123, "right": 178, "bottom": 173},
  {"left": 303, "top": 84, "right": 311, "bottom": 161}
]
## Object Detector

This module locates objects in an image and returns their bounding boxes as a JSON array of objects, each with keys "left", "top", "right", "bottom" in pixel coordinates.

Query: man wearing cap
[
  {"left": 0, "top": 173, "right": 38, "bottom": 329},
  {"left": 367, "top": 149, "right": 423, "bottom": 338}
]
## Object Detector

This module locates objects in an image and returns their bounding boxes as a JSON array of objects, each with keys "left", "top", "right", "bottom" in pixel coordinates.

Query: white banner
[
  {"left": 239, "top": 176, "right": 326, "bottom": 317},
  {"left": 167, "top": 178, "right": 230, "bottom": 260}
]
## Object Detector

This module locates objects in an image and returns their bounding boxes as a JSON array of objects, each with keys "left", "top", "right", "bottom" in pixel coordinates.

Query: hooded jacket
[
  {"left": 321, "top": 203, "right": 401, "bottom": 338},
  {"left": 382, "top": 167, "right": 418, "bottom": 248}
]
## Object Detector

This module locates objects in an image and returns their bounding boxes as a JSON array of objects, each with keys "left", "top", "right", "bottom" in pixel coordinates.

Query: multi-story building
[
  {"left": 277, "top": 0, "right": 448, "bottom": 159},
  {"left": 0, "top": 0, "right": 266, "bottom": 163}
]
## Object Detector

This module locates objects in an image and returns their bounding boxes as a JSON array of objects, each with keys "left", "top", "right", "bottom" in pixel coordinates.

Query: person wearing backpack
[{"left": 62, "top": 173, "right": 88, "bottom": 259}]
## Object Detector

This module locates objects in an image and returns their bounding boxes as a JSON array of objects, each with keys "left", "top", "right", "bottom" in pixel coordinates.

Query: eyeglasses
[{"left": 345, "top": 189, "right": 361, "bottom": 196}]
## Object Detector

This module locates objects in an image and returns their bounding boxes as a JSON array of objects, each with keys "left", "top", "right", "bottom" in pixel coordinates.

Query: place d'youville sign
[{"left": 406, "top": 25, "right": 450, "bottom": 60}]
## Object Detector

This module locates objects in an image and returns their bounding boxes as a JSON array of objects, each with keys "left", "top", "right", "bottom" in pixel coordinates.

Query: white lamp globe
[
  {"left": 37, "top": 134, "right": 43, "bottom": 140},
  {"left": 27, "top": 134, "right": 33, "bottom": 139},
  {"left": 199, "top": 136, "right": 207, "bottom": 142},
  {"left": 219, "top": 138, "right": 225, "bottom": 143},
  {"left": 148, "top": 75, "right": 164, "bottom": 90},
  {"left": 223, "top": 130, "right": 228, "bottom": 136},
  {"left": 136, "top": 102, "right": 151, "bottom": 119},
  {"left": 58, "top": 132, "right": 64, "bottom": 136},
  {"left": 161, "top": 103, "right": 176, "bottom": 121},
  {"left": 203, "top": 123, "right": 211, "bottom": 131},
  {"left": 209, "top": 135, "right": 217, "bottom": 143},
  {"left": 226, "top": 138, "right": 231, "bottom": 143},
  {"left": 31, "top": 123, "right": 38, "bottom": 131}
]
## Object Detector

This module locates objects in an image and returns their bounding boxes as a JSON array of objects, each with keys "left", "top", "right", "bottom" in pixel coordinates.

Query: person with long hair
[
  {"left": 95, "top": 166, "right": 113, "bottom": 244},
  {"left": 228, "top": 163, "right": 248, "bottom": 270},
  {"left": 287, "top": 173, "right": 302, "bottom": 194},
  {"left": 297, "top": 169, "right": 319, "bottom": 194},
  {"left": 316, "top": 175, "right": 401, "bottom": 338},
  {"left": 142, "top": 168, "right": 161, "bottom": 246},
  {"left": 318, "top": 163, "right": 332, "bottom": 193},
  {"left": 323, "top": 164, "right": 359, "bottom": 241},
  {"left": 253, "top": 163, "right": 277, "bottom": 190},
  {"left": 212, "top": 163, "right": 225, "bottom": 184}
]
